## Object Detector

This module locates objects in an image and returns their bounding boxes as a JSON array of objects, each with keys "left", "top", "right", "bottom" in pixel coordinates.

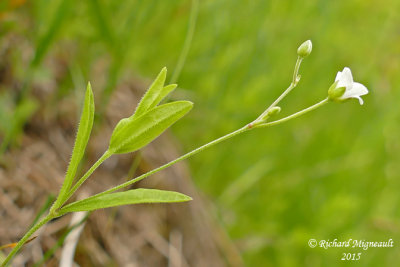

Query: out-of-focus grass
[{"left": 1, "top": 0, "right": 400, "bottom": 265}]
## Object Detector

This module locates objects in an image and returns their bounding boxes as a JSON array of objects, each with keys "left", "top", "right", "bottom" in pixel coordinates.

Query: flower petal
[
  {"left": 340, "top": 67, "right": 353, "bottom": 88},
  {"left": 352, "top": 82, "right": 368, "bottom": 96},
  {"left": 350, "top": 95, "right": 364, "bottom": 105},
  {"left": 336, "top": 67, "right": 353, "bottom": 89},
  {"left": 341, "top": 82, "right": 368, "bottom": 100},
  {"left": 335, "top": 70, "right": 342, "bottom": 82},
  {"left": 330, "top": 67, "right": 369, "bottom": 105}
]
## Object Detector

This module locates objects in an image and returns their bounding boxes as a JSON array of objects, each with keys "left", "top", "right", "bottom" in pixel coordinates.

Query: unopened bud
[
  {"left": 267, "top": 106, "right": 281, "bottom": 117},
  {"left": 297, "top": 40, "right": 312, "bottom": 58},
  {"left": 259, "top": 106, "right": 281, "bottom": 122}
]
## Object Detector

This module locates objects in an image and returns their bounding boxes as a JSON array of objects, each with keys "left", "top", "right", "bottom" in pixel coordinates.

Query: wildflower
[{"left": 328, "top": 67, "right": 368, "bottom": 105}]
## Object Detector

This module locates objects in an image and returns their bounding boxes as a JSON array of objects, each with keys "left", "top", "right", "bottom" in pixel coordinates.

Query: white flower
[{"left": 328, "top": 67, "right": 369, "bottom": 105}]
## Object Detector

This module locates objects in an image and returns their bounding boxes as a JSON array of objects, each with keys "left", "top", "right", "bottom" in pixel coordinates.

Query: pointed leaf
[
  {"left": 149, "top": 84, "right": 177, "bottom": 110},
  {"left": 109, "top": 101, "right": 193, "bottom": 154},
  {"left": 134, "top": 67, "right": 167, "bottom": 118},
  {"left": 59, "top": 189, "right": 192, "bottom": 214},
  {"left": 55, "top": 83, "right": 95, "bottom": 206},
  {"left": 111, "top": 84, "right": 178, "bottom": 141}
]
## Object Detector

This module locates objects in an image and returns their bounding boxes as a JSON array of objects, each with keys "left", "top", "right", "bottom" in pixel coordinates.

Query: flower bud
[
  {"left": 267, "top": 106, "right": 281, "bottom": 117},
  {"left": 297, "top": 40, "right": 312, "bottom": 58},
  {"left": 259, "top": 106, "right": 281, "bottom": 122}
]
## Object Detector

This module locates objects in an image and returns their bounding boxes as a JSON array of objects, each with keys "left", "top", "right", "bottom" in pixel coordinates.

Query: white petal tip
[
  {"left": 356, "top": 96, "right": 364, "bottom": 105},
  {"left": 343, "top": 67, "right": 351, "bottom": 72}
]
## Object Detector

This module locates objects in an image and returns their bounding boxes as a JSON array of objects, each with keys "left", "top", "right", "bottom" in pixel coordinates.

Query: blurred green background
[{"left": 1, "top": 0, "right": 399, "bottom": 266}]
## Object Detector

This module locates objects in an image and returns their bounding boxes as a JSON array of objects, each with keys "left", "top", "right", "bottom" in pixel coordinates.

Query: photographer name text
[{"left": 308, "top": 238, "right": 394, "bottom": 250}]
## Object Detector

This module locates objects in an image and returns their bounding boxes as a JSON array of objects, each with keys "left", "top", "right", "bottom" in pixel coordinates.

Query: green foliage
[
  {"left": 108, "top": 67, "right": 192, "bottom": 154},
  {"left": 31, "top": 0, "right": 70, "bottom": 68},
  {"left": 134, "top": 67, "right": 168, "bottom": 117},
  {"left": 109, "top": 101, "right": 192, "bottom": 154},
  {"left": 3, "top": 0, "right": 400, "bottom": 266},
  {"left": 1, "top": 67, "right": 195, "bottom": 265},
  {"left": 0, "top": 94, "right": 38, "bottom": 152},
  {"left": 59, "top": 189, "right": 192, "bottom": 214},
  {"left": 56, "top": 68, "right": 193, "bottom": 208},
  {"left": 55, "top": 83, "right": 95, "bottom": 207},
  {"left": 152, "top": 84, "right": 178, "bottom": 111},
  {"left": 56, "top": 69, "right": 193, "bottom": 206}
]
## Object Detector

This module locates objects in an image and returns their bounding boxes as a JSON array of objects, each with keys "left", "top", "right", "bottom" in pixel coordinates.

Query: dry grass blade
[{"left": 0, "top": 237, "right": 37, "bottom": 250}]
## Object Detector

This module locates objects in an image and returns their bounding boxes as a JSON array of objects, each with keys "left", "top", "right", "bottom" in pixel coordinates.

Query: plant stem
[
  {"left": 1, "top": 214, "right": 53, "bottom": 267},
  {"left": 2, "top": 92, "right": 328, "bottom": 266},
  {"left": 256, "top": 98, "right": 329, "bottom": 128},
  {"left": 256, "top": 56, "right": 303, "bottom": 121},
  {"left": 73, "top": 125, "right": 251, "bottom": 201},
  {"left": 62, "top": 150, "right": 112, "bottom": 205},
  {"left": 2, "top": 98, "right": 329, "bottom": 266},
  {"left": 292, "top": 56, "right": 302, "bottom": 86},
  {"left": 65, "top": 98, "right": 329, "bottom": 203}
]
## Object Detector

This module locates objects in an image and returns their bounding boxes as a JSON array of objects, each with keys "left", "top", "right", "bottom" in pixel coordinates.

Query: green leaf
[
  {"left": 54, "top": 83, "right": 95, "bottom": 207},
  {"left": 59, "top": 189, "right": 192, "bottom": 214},
  {"left": 109, "top": 101, "right": 193, "bottom": 154},
  {"left": 109, "top": 69, "right": 179, "bottom": 140},
  {"left": 134, "top": 68, "right": 178, "bottom": 118},
  {"left": 151, "top": 84, "right": 178, "bottom": 110},
  {"left": 134, "top": 67, "right": 167, "bottom": 118}
]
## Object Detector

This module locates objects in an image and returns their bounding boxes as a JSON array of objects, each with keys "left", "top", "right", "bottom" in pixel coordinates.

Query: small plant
[{"left": 1, "top": 40, "right": 368, "bottom": 266}]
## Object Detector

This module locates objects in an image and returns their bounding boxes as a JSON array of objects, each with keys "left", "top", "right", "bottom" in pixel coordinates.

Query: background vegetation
[{"left": 1, "top": 0, "right": 399, "bottom": 266}]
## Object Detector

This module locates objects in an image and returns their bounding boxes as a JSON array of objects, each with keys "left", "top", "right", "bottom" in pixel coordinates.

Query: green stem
[
  {"left": 292, "top": 56, "right": 302, "bottom": 85},
  {"left": 2, "top": 98, "right": 328, "bottom": 267},
  {"left": 1, "top": 214, "right": 53, "bottom": 267},
  {"left": 256, "top": 98, "right": 329, "bottom": 128},
  {"left": 256, "top": 56, "right": 303, "bottom": 121},
  {"left": 78, "top": 125, "right": 251, "bottom": 200},
  {"left": 3, "top": 148, "right": 106, "bottom": 265},
  {"left": 70, "top": 98, "right": 328, "bottom": 201},
  {"left": 61, "top": 150, "right": 112, "bottom": 205}
]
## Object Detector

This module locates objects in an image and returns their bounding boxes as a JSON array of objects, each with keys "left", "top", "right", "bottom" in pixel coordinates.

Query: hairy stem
[
  {"left": 61, "top": 150, "right": 112, "bottom": 205},
  {"left": 3, "top": 81, "right": 329, "bottom": 266},
  {"left": 66, "top": 98, "right": 329, "bottom": 204},
  {"left": 1, "top": 215, "right": 53, "bottom": 267},
  {"left": 72, "top": 125, "right": 251, "bottom": 201}
]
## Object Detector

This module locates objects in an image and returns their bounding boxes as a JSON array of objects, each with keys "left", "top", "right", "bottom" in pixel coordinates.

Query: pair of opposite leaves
[{"left": 56, "top": 68, "right": 193, "bottom": 215}]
